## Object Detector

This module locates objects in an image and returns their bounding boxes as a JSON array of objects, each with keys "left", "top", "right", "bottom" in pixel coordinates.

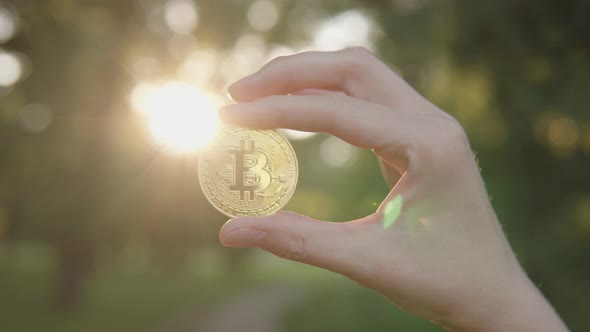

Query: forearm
[{"left": 443, "top": 278, "right": 569, "bottom": 332}]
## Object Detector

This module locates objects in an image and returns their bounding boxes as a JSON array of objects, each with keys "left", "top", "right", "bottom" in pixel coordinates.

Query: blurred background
[{"left": 0, "top": 0, "right": 589, "bottom": 331}]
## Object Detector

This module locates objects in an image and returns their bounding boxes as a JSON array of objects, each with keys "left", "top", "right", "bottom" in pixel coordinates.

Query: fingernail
[
  {"left": 226, "top": 90, "right": 235, "bottom": 101},
  {"left": 221, "top": 228, "right": 267, "bottom": 247}
]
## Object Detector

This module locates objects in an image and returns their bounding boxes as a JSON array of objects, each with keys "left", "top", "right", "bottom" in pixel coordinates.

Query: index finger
[
  {"left": 220, "top": 94, "right": 415, "bottom": 172},
  {"left": 228, "top": 48, "right": 418, "bottom": 108}
]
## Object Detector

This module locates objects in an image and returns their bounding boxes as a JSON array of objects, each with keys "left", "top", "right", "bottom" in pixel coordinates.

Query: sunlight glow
[
  {"left": 130, "top": 81, "right": 219, "bottom": 154},
  {"left": 179, "top": 49, "right": 217, "bottom": 85},
  {"left": 247, "top": 0, "right": 279, "bottom": 32}
]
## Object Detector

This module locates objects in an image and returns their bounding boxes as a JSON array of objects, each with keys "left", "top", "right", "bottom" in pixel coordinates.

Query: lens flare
[{"left": 383, "top": 195, "right": 403, "bottom": 229}]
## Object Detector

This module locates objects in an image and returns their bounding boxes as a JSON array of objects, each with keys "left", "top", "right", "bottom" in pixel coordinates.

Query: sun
[{"left": 130, "top": 81, "right": 220, "bottom": 154}]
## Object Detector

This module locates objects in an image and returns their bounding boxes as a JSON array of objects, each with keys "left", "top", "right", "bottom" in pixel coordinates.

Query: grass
[
  {"left": 0, "top": 243, "right": 444, "bottom": 332},
  {"left": 0, "top": 243, "right": 248, "bottom": 332},
  {"left": 285, "top": 283, "right": 445, "bottom": 332}
]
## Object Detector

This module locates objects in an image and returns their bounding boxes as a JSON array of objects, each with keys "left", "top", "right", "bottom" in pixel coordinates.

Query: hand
[{"left": 218, "top": 48, "right": 568, "bottom": 332}]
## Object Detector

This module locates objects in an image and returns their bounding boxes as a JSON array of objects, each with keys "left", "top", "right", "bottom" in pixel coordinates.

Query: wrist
[{"left": 441, "top": 275, "right": 568, "bottom": 332}]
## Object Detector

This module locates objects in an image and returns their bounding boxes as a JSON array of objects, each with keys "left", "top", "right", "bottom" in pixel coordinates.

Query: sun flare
[{"left": 130, "top": 81, "right": 220, "bottom": 154}]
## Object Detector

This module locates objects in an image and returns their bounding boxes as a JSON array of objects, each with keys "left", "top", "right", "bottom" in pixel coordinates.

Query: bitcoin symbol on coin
[
  {"left": 228, "top": 138, "right": 272, "bottom": 202},
  {"left": 198, "top": 126, "right": 298, "bottom": 218}
]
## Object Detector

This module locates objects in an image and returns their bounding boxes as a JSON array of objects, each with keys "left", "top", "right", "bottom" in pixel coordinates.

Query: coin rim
[{"left": 198, "top": 126, "right": 299, "bottom": 218}]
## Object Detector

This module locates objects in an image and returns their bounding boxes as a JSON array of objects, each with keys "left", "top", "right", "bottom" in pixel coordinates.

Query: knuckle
[
  {"left": 280, "top": 233, "right": 308, "bottom": 262},
  {"left": 427, "top": 117, "right": 472, "bottom": 170},
  {"left": 406, "top": 116, "right": 473, "bottom": 176},
  {"left": 342, "top": 46, "right": 375, "bottom": 59},
  {"left": 264, "top": 55, "right": 293, "bottom": 82},
  {"left": 443, "top": 118, "right": 470, "bottom": 156},
  {"left": 267, "top": 55, "right": 288, "bottom": 67},
  {"left": 341, "top": 47, "right": 377, "bottom": 77}
]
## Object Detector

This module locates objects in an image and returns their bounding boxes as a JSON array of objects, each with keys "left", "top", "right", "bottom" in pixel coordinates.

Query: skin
[{"left": 217, "top": 48, "right": 569, "bottom": 332}]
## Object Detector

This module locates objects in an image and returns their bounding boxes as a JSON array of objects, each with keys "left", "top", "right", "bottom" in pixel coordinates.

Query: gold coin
[{"left": 198, "top": 125, "right": 298, "bottom": 218}]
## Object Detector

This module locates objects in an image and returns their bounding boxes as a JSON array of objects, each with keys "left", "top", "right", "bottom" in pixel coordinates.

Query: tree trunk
[{"left": 54, "top": 241, "right": 94, "bottom": 311}]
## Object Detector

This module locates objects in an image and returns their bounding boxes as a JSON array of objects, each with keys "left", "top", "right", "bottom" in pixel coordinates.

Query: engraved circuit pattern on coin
[{"left": 198, "top": 125, "right": 298, "bottom": 218}]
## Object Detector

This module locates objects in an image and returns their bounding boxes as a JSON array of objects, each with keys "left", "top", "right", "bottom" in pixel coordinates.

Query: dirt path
[{"left": 152, "top": 284, "right": 304, "bottom": 332}]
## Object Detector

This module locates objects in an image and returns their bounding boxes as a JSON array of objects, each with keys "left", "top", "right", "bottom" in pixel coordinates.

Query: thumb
[{"left": 219, "top": 211, "right": 368, "bottom": 276}]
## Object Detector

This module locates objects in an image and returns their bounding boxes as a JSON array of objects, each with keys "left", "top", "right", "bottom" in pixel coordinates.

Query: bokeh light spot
[
  {"left": 534, "top": 112, "right": 580, "bottom": 156},
  {"left": 247, "top": 0, "right": 280, "bottom": 32},
  {"left": 383, "top": 195, "right": 403, "bottom": 229},
  {"left": 0, "top": 51, "right": 22, "bottom": 86},
  {"left": 19, "top": 103, "right": 53, "bottom": 133},
  {"left": 221, "top": 34, "right": 267, "bottom": 82},
  {"left": 548, "top": 116, "right": 578, "bottom": 149},
  {"left": 235, "top": 34, "right": 266, "bottom": 59},
  {"left": 0, "top": 8, "right": 17, "bottom": 43},
  {"left": 524, "top": 57, "right": 552, "bottom": 82},
  {"left": 164, "top": 0, "right": 198, "bottom": 34},
  {"left": 319, "top": 136, "right": 357, "bottom": 167},
  {"left": 313, "top": 10, "right": 373, "bottom": 51}
]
